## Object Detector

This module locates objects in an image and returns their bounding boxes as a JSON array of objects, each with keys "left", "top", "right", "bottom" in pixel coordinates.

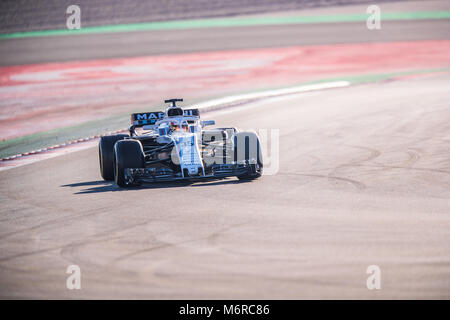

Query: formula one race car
[{"left": 99, "top": 99, "right": 263, "bottom": 187}]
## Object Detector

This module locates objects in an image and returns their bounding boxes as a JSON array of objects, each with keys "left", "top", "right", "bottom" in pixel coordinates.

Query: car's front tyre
[
  {"left": 233, "top": 132, "right": 263, "bottom": 180},
  {"left": 114, "top": 139, "right": 145, "bottom": 188},
  {"left": 99, "top": 134, "right": 129, "bottom": 181}
]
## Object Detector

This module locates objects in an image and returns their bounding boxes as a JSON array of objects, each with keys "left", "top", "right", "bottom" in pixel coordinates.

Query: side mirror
[
  {"left": 129, "top": 125, "right": 136, "bottom": 136},
  {"left": 201, "top": 120, "right": 215, "bottom": 127}
]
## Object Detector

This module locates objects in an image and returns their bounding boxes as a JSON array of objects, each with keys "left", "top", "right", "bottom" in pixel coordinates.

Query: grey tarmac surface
[{"left": 0, "top": 73, "right": 449, "bottom": 299}]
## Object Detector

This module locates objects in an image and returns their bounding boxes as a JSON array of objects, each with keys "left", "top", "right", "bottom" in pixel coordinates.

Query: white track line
[
  {"left": 0, "top": 81, "right": 350, "bottom": 171},
  {"left": 194, "top": 81, "right": 350, "bottom": 111}
]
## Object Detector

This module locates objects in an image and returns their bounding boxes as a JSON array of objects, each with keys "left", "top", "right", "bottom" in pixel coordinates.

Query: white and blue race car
[{"left": 99, "top": 99, "right": 263, "bottom": 187}]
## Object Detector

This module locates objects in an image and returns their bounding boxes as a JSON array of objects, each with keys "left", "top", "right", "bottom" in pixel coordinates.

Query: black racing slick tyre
[
  {"left": 114, "top": 139, "right": 145, "bottom": 188},
  {"left": 233, "top": 132, "right": 263, "bottom": 180},
  {"left": 98, "top": 134, "right": 129, "bottom": 181}
]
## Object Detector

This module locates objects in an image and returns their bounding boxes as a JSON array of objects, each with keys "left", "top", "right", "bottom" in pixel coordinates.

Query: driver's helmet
[
  {"left": 167, "top": 107, "right": 184, "bottom": 117},
  {"left": 170, "top": 121, "right": 180, "bottom": 131}
]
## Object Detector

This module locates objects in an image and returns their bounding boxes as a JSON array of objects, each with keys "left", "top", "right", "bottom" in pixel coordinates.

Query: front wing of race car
[
  {"left": 122, "top": 130, "right": 261, "bottom": 184},
  {"left": 124, "top": 162, "right": 259, "bottom": 183}
]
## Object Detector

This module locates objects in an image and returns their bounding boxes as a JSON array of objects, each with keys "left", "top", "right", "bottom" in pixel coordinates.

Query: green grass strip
[{"left": 1, "top": 11, "right": 449, "bottom": 39}]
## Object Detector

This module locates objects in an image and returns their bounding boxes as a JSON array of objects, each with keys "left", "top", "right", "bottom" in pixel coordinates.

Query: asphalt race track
[{"left": 0, "top": 73, "right": 449, "bottom": 299}]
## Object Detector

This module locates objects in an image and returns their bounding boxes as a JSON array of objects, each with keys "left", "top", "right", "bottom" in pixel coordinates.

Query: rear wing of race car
[
  {"left": 131, "top": 112, "right": 165, "bottom": 127},
  {"left": 131, "top": 109, "right": 201, "bottom": 127}
]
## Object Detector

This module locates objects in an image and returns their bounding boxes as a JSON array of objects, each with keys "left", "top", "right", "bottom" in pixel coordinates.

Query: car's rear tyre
[
  {"left": 99, "top": 134, "right": 129, "bottom": 181},
  {"left": 114, "top": 139, "right": 145, "bottom": 188},
  {"left": 233, "top": 132, "right": 263, "bottom": 180}
]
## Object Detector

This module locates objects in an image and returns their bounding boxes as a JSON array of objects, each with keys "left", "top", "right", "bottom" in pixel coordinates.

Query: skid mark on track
[
  {"left": 112, "top": 222, "right": 249, "bottom": 264},
  {"left": 278, "top": 172, "right": 365, "bottom": 189},
  {"left": 0, "top": 221, "right": 148, "bottom": 266},
  {"left": 207, "top": 222, "right": 249, "bottom": 246},
  {"left": 0, "top": 236, "right": 119, "bottom": 265},
  {"left": 371, "top": 148, "right": 421, "bottom": 173},
  {"left": 352, "top": 164, "right": 450, "bottom": 175},
  {"left": 0, "top": 206, "right": 110, "bottom": 240},
  {"left": 0, "top": 245, "right": 64, "bottom": 264},
  {"left": 324, "top": 145, "right": 382, "bottom": 190},
  {"left": 404, "top": 148, "right": 421, "bottom": 167},
  {"left": 58, "top": 221, "right": 153, "bottom": 265},
  {"left": 326, "top": 175, "right": 366, "bottom": 190},
  {"left": 343, "top": 161, "right": 450, "bottom": 190},
  {"left": 346, "top": 145, "right": 382, "bottom": 163},
  {"left": 137, "top": 222, "right": 251, "bottom": 290}
]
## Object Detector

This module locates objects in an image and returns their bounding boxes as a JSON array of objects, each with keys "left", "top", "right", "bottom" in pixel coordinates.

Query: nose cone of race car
[{"left": 187, "top": 166, "right": 199, "bottom": 175}]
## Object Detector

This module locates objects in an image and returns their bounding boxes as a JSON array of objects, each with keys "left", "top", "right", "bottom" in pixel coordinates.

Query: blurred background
[
  {"left": 0, "top": 0, "right": 448, "bottom": 158},
  {"left": 0, "top": 0, "right": 450, "bottom": 299},
  {"left": 1, "top": 0, "right": 404, "bottom": 33}
]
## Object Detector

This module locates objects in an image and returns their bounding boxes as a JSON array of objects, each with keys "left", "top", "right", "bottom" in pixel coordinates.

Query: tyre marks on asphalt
[
  {"left": 325, "top": 145, "right": 381, "bottom": 190},
  {"left": 1, "top": 74, "right": 450, "bottom": 298},
  {"left": 278, "top": 172, "right": 366, "bottom": 190},
  {"left": 112, "top": 221, "right": 250, "bottom": 263}
]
